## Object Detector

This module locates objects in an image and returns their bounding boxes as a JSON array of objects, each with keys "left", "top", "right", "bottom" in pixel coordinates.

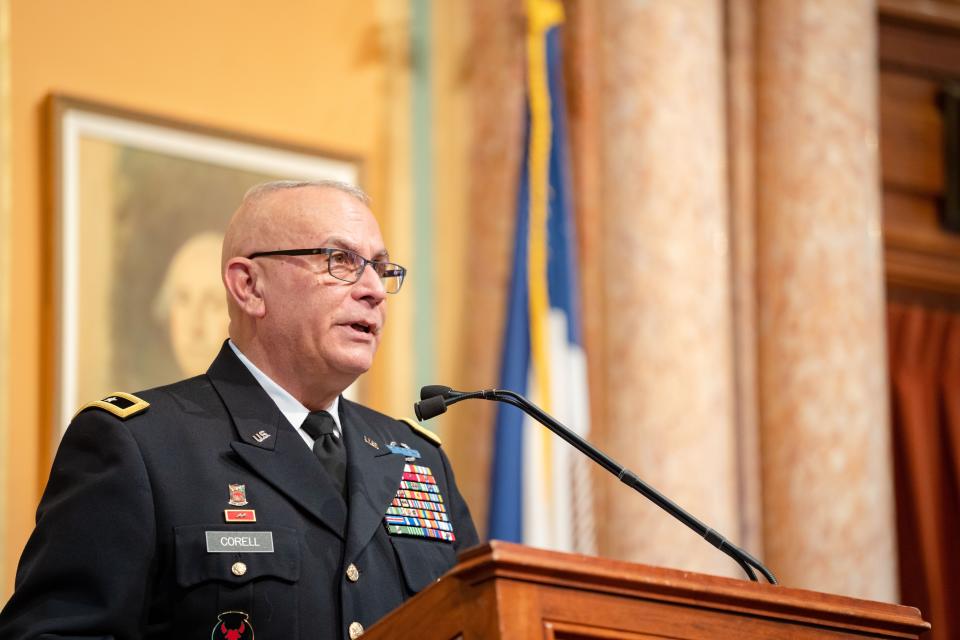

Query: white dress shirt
[{"left": 228, "top": 339, "right": 342, "bottom": 449}]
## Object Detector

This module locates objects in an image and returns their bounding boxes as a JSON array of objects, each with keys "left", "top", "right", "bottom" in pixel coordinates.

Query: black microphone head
[
  {"left": 420, "top": 385, "right": 452, "bottom": 401},
  {"left": 414, "top": 395, "right": 448, "bottom": 421}
]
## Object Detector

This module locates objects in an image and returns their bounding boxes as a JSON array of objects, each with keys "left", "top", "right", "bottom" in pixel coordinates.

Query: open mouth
[{"left": 349, "top": 322, "right": 374, "bottom": 334}]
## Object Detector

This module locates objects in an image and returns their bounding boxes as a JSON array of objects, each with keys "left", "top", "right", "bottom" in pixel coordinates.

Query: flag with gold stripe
[{"left": 488, "top": 0, "right": 594, "bottom": 555}]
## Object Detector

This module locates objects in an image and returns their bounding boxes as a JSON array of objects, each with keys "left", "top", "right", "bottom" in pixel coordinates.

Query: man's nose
[{"left": 353, "top": 262, "right": 387, "bottom": 302}]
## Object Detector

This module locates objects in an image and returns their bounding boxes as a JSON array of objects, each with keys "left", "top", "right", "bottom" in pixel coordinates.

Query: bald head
[
  {"left": 220, "top": 179, "right": 389, "bottom": 407},
  {"left": 221, "top": 180, "right": 371, "bottom": 271}
]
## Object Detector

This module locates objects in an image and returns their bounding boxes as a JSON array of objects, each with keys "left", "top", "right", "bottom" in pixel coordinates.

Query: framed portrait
[{"left": 51, "top": 95, "right": 362, "bottom": 437}]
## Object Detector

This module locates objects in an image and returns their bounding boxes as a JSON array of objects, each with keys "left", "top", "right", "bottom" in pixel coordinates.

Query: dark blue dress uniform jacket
[{"left": 0, "top": 343, "right": 479, "bottom": 639}]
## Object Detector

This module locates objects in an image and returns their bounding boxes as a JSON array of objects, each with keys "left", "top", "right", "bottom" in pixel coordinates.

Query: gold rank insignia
[
  {"left": 76, "top": 392, "right": 150, "bottom": 420},
  {"left": 397, "top": 417, "right": 441, "bottom": 447}
]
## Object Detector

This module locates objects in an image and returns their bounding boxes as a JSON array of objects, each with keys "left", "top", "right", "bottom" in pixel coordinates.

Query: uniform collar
[{"left": 227, "top": 339, "right": 342, "bottom": 442}]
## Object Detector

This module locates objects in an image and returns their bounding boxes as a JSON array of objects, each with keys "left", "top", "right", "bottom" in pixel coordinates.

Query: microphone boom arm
[{"left": 420, "top": 387, "right": 777, "bottom": 584}]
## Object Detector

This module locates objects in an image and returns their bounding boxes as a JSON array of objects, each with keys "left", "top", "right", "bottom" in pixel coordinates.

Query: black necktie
[{"left": 301, "top": 410, "right": 347, "bottom": 499}]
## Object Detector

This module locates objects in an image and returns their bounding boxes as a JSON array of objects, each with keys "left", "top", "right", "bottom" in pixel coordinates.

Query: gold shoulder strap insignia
[
  {"left": 76, "top": 392, "right": 150, "bottom": 420},
  {"left": 398, "top": 417, "right": 442, "bottom": 447}
]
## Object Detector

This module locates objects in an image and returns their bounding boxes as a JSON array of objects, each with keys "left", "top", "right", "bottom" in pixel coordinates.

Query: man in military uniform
[{"left": 0, "top": 180, "right": 478, "bottom": 639}]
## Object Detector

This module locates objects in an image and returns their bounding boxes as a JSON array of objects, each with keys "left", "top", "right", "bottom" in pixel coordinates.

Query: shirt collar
[{"left": 228, "top": 340, "right": 342, "bottom": 441}]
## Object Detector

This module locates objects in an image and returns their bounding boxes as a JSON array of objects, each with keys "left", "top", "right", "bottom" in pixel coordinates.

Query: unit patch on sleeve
[
  {"left": 383, "top": 463, "right": 455, "bottom": 543},
  {"left": 75, "top": 392, "right": 150, "bottom": 420}
]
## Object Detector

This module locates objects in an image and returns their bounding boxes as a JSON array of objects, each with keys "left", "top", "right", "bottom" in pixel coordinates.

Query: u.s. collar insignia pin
[
  {"left": 364, "top": 435, "right": 380, "bottom": 450},
  {"left": 227, "top": 484, "right": 248, "bottom": 507}
]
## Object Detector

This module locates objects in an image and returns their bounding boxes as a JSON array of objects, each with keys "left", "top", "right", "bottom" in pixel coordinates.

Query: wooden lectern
[{"left": 363, "top": 541, "right": 929, "bottom": 639}]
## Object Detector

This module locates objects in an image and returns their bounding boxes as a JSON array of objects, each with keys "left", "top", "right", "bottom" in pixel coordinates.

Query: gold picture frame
[{"left": 50, "top": 95, "right": 362, "bottom": 438}]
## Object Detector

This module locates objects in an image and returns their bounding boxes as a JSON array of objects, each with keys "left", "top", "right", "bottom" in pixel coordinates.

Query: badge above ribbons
[{"left": 387, "top": 442, "right": 421, "bottom": 460}]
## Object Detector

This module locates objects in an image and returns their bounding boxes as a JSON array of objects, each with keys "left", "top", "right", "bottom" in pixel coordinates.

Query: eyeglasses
[{"left": 247, "top": 247, "right": 407, "bottom": 294}]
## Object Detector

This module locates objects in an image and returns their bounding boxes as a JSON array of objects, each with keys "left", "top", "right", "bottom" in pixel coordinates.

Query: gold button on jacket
[
  {"left": 349, "top": 621, "right": 364, "bottom": 639},
  {"left": 346, "top": 563, "right": 360, "bottom": 583}
]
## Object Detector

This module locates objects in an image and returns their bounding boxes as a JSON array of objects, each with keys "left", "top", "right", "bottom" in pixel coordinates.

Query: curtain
[{"left": 887, "top": 303, "right": 960, "bottom": 639}]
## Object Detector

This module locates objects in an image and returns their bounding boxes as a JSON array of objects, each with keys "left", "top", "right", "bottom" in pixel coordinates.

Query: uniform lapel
[
  {"left": 207, "top": 342, "right": 347, "bottom": 538},
  {"left": 341, "top": 399, "right": 404, "bottom": 562}
]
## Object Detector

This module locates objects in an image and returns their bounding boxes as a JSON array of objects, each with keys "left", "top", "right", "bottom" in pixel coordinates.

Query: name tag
[{"left": 205, "top": 530, "right": 274, "bottom": 553}]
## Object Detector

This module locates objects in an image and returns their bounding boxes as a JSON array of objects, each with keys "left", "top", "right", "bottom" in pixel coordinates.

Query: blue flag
[{"left": 488, "top": 0, "right": 594, "bottom": 554}]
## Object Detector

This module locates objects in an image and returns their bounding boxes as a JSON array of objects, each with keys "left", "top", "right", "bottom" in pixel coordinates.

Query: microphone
[
  {"left": 420, "top": 385, "right": 453, "bottom": 400},
  {"left": 414, "top": 386, "right": 497, "bottom": 421},
  {"left": 415, "top": 395, "right": 448, "bottom": 421},
  {"left": 414, "top": 385, "right": 778, "bottom": 585}
]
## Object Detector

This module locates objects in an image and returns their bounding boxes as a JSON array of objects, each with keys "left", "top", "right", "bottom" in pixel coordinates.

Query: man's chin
[{"left": 330, "top": 354, "right": 375, "bottom": 380}]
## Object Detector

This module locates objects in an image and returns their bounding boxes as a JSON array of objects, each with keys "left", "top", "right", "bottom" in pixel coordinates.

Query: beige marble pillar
[
  {"left": 441, "top": 0, "right": 527, "bottom": 536},
  {"left": 724, "top": 0, "right": 764, "bottom": 558},
  {"left": 598, "top": 0, "right": 740, "bottom": 577},
  {"left": 564, "top": 0, "right": 610, "bottom": 554},
  {"left": 756, "top": 0, "right": 898, "bottom": 600}
]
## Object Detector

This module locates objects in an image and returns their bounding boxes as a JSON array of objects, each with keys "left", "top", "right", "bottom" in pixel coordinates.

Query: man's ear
[{"left": 223, "top": 257, "right": 266, "bottom": 318}]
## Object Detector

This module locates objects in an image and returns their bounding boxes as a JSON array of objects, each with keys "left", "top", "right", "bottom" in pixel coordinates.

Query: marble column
[
  {"left": 598, "top": 0, "right": 740, "bottom": 577},
  {"left": 441, "top": 0, "right": 527, "bottom": 536},
  {"left": 755, "top": 0, "right": 898, "bottom": 600},
  {"left": 725, "top": 0, "right": 764, "bottom": 558}
]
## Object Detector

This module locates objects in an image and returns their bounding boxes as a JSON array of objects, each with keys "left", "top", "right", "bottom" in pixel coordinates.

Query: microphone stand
[{"left": 415, "top": 387, "right": 777, "bottom": 585}]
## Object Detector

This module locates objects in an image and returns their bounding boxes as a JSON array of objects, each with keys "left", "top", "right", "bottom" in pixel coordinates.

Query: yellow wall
[
  {"left": 0, "top": 0, "right": 12, "bottom": 604},
  {"left": 2, "top": 0, "right": 408, "bottom": 596}
]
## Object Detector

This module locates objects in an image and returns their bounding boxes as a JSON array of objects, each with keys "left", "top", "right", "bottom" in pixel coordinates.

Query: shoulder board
[
  {"left": 75, "top": 392, "right": 150, "bottom": 420},
  {"left": 397, "top": 417, "right": 441, "bottom": 447}
]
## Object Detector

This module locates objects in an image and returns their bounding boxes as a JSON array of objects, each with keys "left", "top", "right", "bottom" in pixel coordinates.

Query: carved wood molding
[
  {"left": 879, "top": 0, "right": 960, "bottom": 32},
  {"left": 879, "top": 0, "right": 960, "bottom": 298},
  {"left": 885, "top": 242, "right": 960, "bottom": 295}
]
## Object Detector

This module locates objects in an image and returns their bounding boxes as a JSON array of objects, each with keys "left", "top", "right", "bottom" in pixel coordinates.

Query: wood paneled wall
[{"left": 879, "top": 1, "right": 960, "bottom": 299}]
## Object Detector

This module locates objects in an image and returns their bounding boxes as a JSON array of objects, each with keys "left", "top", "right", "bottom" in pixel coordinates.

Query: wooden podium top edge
[{"left": 452, "top": 541, "right": 930, "bottom": 635}]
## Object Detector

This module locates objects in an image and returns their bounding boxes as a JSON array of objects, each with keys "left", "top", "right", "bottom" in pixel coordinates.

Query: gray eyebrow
[{"left": 324, "top": 237, "right": 390, "bottom": 262}]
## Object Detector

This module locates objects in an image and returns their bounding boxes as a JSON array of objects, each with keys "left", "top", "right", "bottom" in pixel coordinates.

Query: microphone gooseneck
[{"left": 413, "top": 385, "right": 778, "bottom": 585}]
